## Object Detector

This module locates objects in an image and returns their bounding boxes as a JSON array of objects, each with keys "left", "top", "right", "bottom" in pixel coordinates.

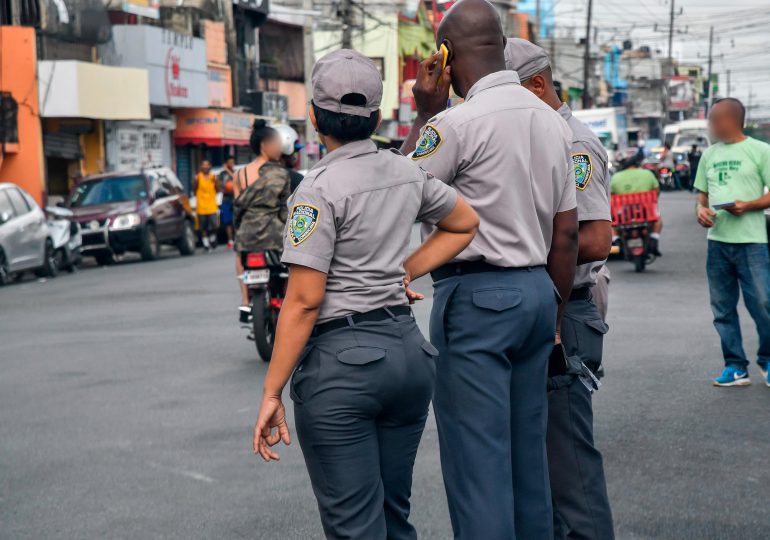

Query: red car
[{"left": 68, "top": 167, "right": 196, "bottom": 264}]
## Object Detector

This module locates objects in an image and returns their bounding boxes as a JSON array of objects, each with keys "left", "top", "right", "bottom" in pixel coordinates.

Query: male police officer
[
  {"left": 506, "top": 38, "right": 615, "bottom": 540},
  {"left": 401, "top": 2, "right": 579, "bottom": 538}
]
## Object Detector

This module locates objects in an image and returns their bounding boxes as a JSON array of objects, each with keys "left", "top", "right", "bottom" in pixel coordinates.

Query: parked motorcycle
[
  {"left": 239, "top": 250, "right": 288, "bottom": 361},
  {"left": 658, "top": 166, "right": 676, "bottom": 191},
  {"left": 45, "top": 206, "right": 82, "bottom": 273}
]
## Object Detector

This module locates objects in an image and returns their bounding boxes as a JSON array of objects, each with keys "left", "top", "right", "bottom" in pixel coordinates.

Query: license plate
[
  {"left": 242, "top": 269, "right": 270, "bottom": 285},
  {"left": 626, "top": 238, "right": 643, "bottom": 248}
]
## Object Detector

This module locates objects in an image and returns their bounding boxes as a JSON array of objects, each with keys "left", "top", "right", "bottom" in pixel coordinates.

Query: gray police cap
[
  {"left": 504, "top": 38, "right": 551, "bottom": 80},
  {"left": 312, "top": 49, "right": 382, "bottom": 117}
]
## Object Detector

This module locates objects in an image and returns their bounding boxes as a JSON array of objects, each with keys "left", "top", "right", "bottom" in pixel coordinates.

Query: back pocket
[
  {"left": 336, "top": 347, "right": 386, "bottom": 366},
  {"left": 472, "top": 288, "right": 522, "bottom": 312}
]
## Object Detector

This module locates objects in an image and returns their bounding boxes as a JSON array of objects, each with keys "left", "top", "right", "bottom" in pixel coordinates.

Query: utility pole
[
  {"left": 667, "top": 0, "right": 675, "bottom": 75},
  {"left": 706, "top": 26, "right": 714, "bottom": 115},
  {"left": 222, "top": 0, "right": 238, "bottom": 107},
  {"left": 535, "top": 0, "right": 541, "bottom": 41},
  {"left": 340, "top": 0, "right": 354, "bottom": 49},
  {"left": 726, "top": 69, "right": 731, "bottom": 97},
  {"left": 582, "top": 0, "right": 593, "bottom": 109},
  {"left": 303, "top": 0, "right": 317, "bottom": 165}
]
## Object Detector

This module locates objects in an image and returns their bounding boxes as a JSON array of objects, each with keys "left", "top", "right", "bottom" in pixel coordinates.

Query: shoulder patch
[
  {"left": 288, "top": 204, "right": 319, "bottom": 246},
  {"left": 412, "top": 124, "right": 443, "bottom": 160},
  {"left": 572, "top": 153, "right": 593, "bottom": 191}
]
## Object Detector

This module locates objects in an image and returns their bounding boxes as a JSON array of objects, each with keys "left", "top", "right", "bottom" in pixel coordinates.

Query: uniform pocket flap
[
  {"left": 336, "top": 347, "right": 386, "bottom": 365},
  {"left": 472, "top": 288, "right": 522, "bottom": 312},
  {"left": 421, "top": 341, "right": 440, "bottom": 356},
  {"left": 584, "top": 318, "right": 609, "bottom": 334}
]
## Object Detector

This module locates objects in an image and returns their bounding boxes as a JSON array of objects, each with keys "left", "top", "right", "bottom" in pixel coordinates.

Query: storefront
[
  {"left": 100, "top": 25, "right": 209, "bottom": 172},
  {"left": 173, "top": 108, "right": 258, "bottom": 191},
  {"left": 37, "top": 59, "right": 150, "bottom": 196}
]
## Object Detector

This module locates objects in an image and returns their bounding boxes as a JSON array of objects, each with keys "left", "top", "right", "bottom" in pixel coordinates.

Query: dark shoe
[{"left": 649, "top": 237, "right": 662, "bottom": 257}]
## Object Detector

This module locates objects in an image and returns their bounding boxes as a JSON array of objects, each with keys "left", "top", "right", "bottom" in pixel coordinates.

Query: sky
[{"left": 548, "top": 0, "right": 770, "bottom": 121}]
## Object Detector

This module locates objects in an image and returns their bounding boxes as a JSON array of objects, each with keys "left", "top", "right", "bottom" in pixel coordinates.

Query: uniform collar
[
  {"left": 465, "top": 70, "right": 521, "bottom": 101},
  {"left": 313, "top": 139, "right": 378, "bottom": 170},
  {"left": 557, "top": 102, "right": 572, "bottom": 121}
]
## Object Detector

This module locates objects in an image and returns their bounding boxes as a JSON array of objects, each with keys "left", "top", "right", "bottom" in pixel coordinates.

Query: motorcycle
[
  {"left": 239, "top": 250, "right": 288, "bottom": 361},
  {"left": 45, "top": 206, "right": 82, "bottom": 273},
  {"left": 657, "top": 166, "right": 677, "bottom": 191},
  {"left": 611, "top": 191, "right": 659, "bottom": 273}
]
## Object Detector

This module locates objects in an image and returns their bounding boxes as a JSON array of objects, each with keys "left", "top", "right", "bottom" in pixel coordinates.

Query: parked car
[
  {"left": 68, "top": 168, "right": 196, "bottom": 265},
  {"left": 0, "top": 183, "right": 56, "bottom": 284}
]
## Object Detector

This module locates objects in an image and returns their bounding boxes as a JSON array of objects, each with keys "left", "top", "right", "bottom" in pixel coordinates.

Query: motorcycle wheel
[
  {"left": 634, "top": 254, "right": 646, "bottom": 273},
  {"left": 251, "top": 289, "right": 276, "bottom": 362}
]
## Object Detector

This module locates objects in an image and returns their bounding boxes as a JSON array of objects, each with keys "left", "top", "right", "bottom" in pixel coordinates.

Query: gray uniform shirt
[
  {"left": 558, "top": 104, "right": 611, "bottom": 289},
  {"left": 412, "top": 70, "right": 576, "bottom": 268},
  {"left": 281, "top": 139, "right": 457, "bottom": 323}
]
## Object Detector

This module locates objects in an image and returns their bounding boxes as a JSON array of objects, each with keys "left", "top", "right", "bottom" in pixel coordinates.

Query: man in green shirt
[
  {"left": 694, "top": 97, "right": 770, "bottom": 388},
  {"left": 610, "top": 156, "right": 663, "bottom": 255}
]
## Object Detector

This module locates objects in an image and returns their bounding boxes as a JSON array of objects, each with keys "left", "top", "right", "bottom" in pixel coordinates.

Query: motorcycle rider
[
  {"left": 610, "top": 155, "right": 663, "bottom": 256},
  {"left": 233, "top": 120, "right": 290, "bottom": 318},
  {"left": 273, "top": 124, "right": 305, "bottom": 193}
]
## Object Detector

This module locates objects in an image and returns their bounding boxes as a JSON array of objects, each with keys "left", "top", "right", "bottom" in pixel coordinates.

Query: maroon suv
[{"left": 68, "top": 167, "right": 196, "bottom": 264}]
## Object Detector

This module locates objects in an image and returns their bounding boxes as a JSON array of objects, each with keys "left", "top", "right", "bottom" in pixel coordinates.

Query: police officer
[
  {"left": 252, "top": 49, "right": 479, "bottom": 540},
  {"left": 506, "top": 38, "right": 615, "bottom": 540},
  {"left": 400, "top": 1, "right": 579, "bottom": 538}
]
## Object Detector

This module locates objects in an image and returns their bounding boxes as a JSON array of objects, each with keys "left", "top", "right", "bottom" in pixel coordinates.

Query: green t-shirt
[
  {"left": 694, "top": 137, "right": 770, "bottom": 244},
  {"left": 610, "top": 168, "right": 659, "bottom": 195}
]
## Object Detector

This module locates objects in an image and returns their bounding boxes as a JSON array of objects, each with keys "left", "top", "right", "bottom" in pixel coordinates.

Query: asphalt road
[{"left": 1, "top": 191, "right": 769, "bottom": 540}]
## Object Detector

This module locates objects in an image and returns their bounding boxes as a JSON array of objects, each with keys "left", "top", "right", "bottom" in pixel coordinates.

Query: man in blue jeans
[{"left": 694, "top": 97, "right": 770, "bottom": 387}]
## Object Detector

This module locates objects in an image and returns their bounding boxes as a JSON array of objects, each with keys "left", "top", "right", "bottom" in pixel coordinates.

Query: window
[
  {"left": 69, "top": 176, "right": 148, "bottom": 207},
  {"left": 6, "top": 188, "right": 30, "bottom": 215},
  {"left": 0, "top": 190, "right": 15, "bottom": 219}
]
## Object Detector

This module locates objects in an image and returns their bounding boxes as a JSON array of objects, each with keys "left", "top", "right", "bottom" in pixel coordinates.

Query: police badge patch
[
  {"left": 289, "top": 204, "right": 319, "bottom": 246},
  {"left": 412, "top": 124, "right": 443, "bottom": 160},
  {"left": 572, "top": 153, "right": 593, "bottom": 190}
]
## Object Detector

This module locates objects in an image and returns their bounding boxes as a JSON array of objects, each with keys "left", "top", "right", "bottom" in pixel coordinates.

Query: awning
[
  {"left": 38, "top": 60, "right": 150, "bottom": 120},
  {"left": 174, "top": 109, "right": 258, "bottom": 147}
]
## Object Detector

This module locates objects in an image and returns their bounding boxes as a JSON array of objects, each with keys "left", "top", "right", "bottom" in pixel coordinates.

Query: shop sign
[
  {"left": 174, "top": 109, "right": 256, "bottom": 145},
  {"left": 107, "top": 25, "right": 208, "bottom": 108},
  {"left": 208, "top": 64, "right": 232, "bottom": 108},
  {"left": 116, "top": 126, "right": 164, "bottom": 169},
  {"left": 122, "top": 0, "right": 160, "bottom": 19}
]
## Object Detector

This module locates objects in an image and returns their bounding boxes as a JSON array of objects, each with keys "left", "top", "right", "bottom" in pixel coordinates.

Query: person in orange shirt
[{"left": 193, "top": 160, "right": 220, "bottom": 252}]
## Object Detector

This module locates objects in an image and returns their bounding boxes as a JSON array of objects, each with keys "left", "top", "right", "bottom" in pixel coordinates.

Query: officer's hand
[
  {"left": 403, "top": 275, "right": 425, "bottom": 304},
  {"left": 697, "top": 206, "right": 716, "bottom": 228},
  {"left": 413, "top": 50, "right": 452, "bottom": 120},
  {"left": 555, "top": 330, "right": 562, "bottom": 345},
  {"left": 724, "top": 200, "right": 748, "bottom": 216},
  {"left": 253, "top": 395, "right": 291, "bottom": 462}
]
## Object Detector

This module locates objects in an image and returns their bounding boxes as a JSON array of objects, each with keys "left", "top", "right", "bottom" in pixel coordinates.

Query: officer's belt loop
[
  {"left": 383, "top": 307, "right": 398, "bottom": 321},
  {"left": 346, "top": 315, "right": 355, "bottom": 327}
]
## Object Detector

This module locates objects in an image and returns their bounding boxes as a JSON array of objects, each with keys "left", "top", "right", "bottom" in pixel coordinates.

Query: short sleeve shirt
[
  {"left": 694, "top": 137, "right": 770, "bottom": 244},
  {"left": 559, "top": 104, "right": 611, "bottom": 289},
  {"left": 411, "top": 71, "right": 576, "bottom": 268},
  {"left": 610, "top": 168, "right": 659, "bottom": 195},
  {"left": 281, "top": 140, "right": 457, "bottom": 323}
]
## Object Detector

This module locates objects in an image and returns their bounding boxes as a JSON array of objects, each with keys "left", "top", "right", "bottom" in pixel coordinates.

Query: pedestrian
[
  {"left": 688, "top": 144, "right": 702, "bottom": 192},
  {"left": 611, "top": 155, "right": 664, "bottom": 256},
  {"left": 273, "top": 124, "right": 305, "bottom": 192},
  {"left": 233, "top": 121, "right": 289, "bottom": 318},
  {"left": 218, "top": 156, "right": 236, "bottom": 249},
  {"left": 252, "top": 49, "right": 479, "bottom": 540},
  {"left": 694, "top": 97, "right": 770, "bottom": 387},
  {"left": 506, "top": 38, "right": 614, "bottom": 540},
  {"left": 401, "top": 2, "right": 579, "bottom": 538},
  {"left": 193, "top": 159, "right": 219, "bottom": 252}
]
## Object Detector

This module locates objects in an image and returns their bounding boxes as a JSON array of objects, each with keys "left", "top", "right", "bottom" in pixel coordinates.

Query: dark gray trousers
[
  {"left": 291, "top": 314, "right": 436, "bottom": 540},
  {"left": 431, "top": 267, "right": 557, "bottom": 540},
  {"left": 548, "top": 296, "right": 614, "bottom": 540}
]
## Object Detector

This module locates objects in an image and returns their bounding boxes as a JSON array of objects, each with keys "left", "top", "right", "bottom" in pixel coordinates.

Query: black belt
[
  {"left": 569, "top": 287, "right": 592, "bottom": 301},
  {"left": 431, "top": 261, "right": 542, "bottom": 282},
  {"left": 312, "top": 305, "right": 412, "bottom": 337}
]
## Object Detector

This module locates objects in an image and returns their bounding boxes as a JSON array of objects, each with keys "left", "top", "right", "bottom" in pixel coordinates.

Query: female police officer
[{"left": 252, "top": 49, "right": 478, "bottom": 539}]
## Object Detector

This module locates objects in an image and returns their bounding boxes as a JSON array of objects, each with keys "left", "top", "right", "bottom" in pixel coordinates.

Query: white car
[{"left": 0, "top": 183, "right": 56, "bottom": 284}]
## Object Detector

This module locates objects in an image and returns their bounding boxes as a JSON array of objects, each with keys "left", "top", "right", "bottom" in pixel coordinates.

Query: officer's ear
[
  {"left": 527, "top": 74, "right": 547, "bottom": 98},
  {"left": 309, "top": 104, "right": 319, "bottom": 132},
  {"left": 376, "top": 110, "right": 382, "bottom": 130}
]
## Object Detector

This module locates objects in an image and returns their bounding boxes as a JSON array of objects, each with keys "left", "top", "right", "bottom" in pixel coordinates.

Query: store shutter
[
  {"left": 176, "top": 145, "right": 192, "bottom": 193},
  {"left": 43, "top": 132, "right": 83, "bottom": 159}
]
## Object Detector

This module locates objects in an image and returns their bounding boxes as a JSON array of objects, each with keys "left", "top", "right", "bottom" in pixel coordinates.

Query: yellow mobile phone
[{"left": 440, "top": 43, "right": 449, "bottom": 71}]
